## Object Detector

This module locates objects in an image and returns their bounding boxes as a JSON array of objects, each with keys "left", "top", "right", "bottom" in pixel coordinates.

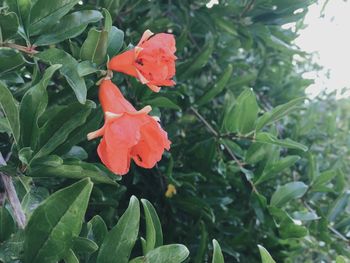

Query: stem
[
  {"left": 0, "top": 152, "right": 26, "bottom": 229},
  {"left": 190, "top": 106, "right": 258, "bottom": 193},
  {"left": 2, "top": 42, "right": 38, "bottom": 54}
]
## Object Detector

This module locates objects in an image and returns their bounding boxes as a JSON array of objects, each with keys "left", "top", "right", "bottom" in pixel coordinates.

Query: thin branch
[
  {"left": 304, "top": 200, "right": 350, "bottom": 243},
  {"left": 190, "top": 106, "right": 218, "bottom": 137},
  {"left": 240, "top": 0, "right": 256, "bottom": 18},
  {"left": 1, "top": 42, "right": 38, "bottom": 54},
  {"left": 189, "top": 106, "right": 257, "bottom": 193},
  {"left": 0, "top": 152, "right": 26, "bottom": 229}
]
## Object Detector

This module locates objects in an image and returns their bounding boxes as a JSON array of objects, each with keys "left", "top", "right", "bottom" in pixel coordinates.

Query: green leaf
[
  {"left": 102, "top": 8, "right": 112, "bottom": 33},
  {"left": 130, "top": 244, "right": 189, "bottom": 263},
  {"left": 24, "top": 178, "right": 93, "bottom": 263},
  {"left": 33, "top": 101, "right": 95, "bottom": 159},
  {"left": 34, "top": 10, "right": 103, "bottom": 46},
  {"left": 29, "top": 160, "right": 118, "bottom": 185},
  {"left": 141, "top": 199, "right": 163, "bottom": 254},
  {"left": 269, "top": 207, "right": 309, "bottom": 239},
  {"left": 144, "top": 97, "right": 181, "bottom": 110},
  {"left": 336, "top": 256, "right": 348, "bottom": 263},
  {"left": 212, "top": 239, "right": 224, "bottom": 263},
  {"left": 0, "top": 80, "right": 20, "bottom": 144},
  {"left": 0, "top": 47, "right": 24, "bottom": 75},
  {"left": 63, "top": 249, "right": 79, "bottom": 263},
  {"left": 19, "top": 64, "right": 61, "bottom": 149},
  {"left": 193, "top": 221, "right": 208, "bottom": 263},
  {"left": 73, "top": 236, "right": 98, "bottom": 254},
  {"left": 0, "top": 117, "right": 10, "bottom": 134},
  {"left": 255, "top": 132, "right": 308, "bottom": 152},
  {"left": 0, "top": 207, "right": 15, "bottom": 242},
  {"left": 21, "top": 186, "right": 49, "bottom": 218},
  {"left": 256, "top": 155, "right": 300, "bottom": 185},
  {"left": 5, "top": 0, "right": 31, "bottom": 37},
  {"left": 80, "top": 28, "right": 109, "bottom": 65},
  {"left": 196, "top": 64, "right": 233, "bottom": 106},
  {"left": 54, "top": 109, "right": 102, "bottom": 155},
  {"left": 270, "top": 181, "right": 308, "bottom": 207},
  {"left": 178, "top": 35, "right": 214, "bottom": 78},
  {"left": 256, "top": 97, "right": 305, "bottom": 131},
  {"left": 107, "top": 26, "right": 124, "bottom": 57},
  {"left": 36, "top": 48, "right": 87, "bottom": 103},
  {"left": 97, "top": 196, "right": 140, "bottom": 263},
  {"left": 87, "top": 215, "right": 108, "bottom": 246},
  {"left": 223, "top": 88, "right": 259, "bottom": 134},
  {"left": 77, "top": 61, "right": 99, "bottom": 77},
  {"left": 29, "top": 0, "right": 80, "bottom": 35},
  {"left": 327, "top": 192, "right": 350, "bottom": 222},
  {"left": 312, "top": 169, "right": 338, "bottom": 190},
  {"left": 257, "top": 245, "right": 276, "bottom": 263},
  {"left": 0, "top": 11, "right": 19, "bottom": 40}
]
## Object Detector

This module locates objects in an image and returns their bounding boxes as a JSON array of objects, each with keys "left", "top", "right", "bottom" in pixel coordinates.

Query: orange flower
[
  {"left": 87, "top": 80, "right": 171, "bottom": 175},
  {"left": 108, "top": 30, "right": 177, "bottom": 92}
]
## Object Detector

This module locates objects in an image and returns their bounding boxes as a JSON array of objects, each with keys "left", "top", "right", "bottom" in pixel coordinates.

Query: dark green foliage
[{"left": 0, "top": 0, "right": 349, "bottom": 262}]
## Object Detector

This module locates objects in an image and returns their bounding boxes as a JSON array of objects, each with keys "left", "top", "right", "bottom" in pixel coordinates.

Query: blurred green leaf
[
  {"left": 80, "top": 28, "right": 109, "bottom": 65},
  {"left": 196, "top": 64, "right": 233, "bottom": 106},
  {"left": 255, "top": 132, "right": 308, "bottom": 151},
  {"left": 223, "top": 88, "right": 259, "bottom": 134},
  {"left": 270, "top": 181, "right": 308, "bottom": 207}
]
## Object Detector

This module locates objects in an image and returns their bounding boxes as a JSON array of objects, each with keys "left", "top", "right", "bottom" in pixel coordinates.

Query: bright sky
[{"left": 295, "top": 0, "right": 350, "bottom": 98}]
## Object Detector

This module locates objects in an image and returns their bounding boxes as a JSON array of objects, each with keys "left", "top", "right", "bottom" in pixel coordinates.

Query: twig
[
  {"left": 2, "top": 42, "right": 38, "bottom": 54},
  {"left": 190, "top": 106, "right": 218, "bottom": 137},
  {"left": 189, "top": 106, "right": 257, "bottom": 193},
  {"left": 0, "top": 152, "right": 26, "bottom": 229},
  {"left": 304, "top": 200, "right": 350, "bottom": 243},
  {"left": 240, "top": 0, "right": 256, "bottom": 18}
]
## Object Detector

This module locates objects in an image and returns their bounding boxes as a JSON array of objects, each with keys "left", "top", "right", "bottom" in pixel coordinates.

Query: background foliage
[{"left": 0, "top": 0, "right": 349, "bottom": 262}]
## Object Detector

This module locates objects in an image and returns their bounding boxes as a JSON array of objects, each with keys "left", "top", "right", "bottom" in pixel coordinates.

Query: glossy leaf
[
  {"left": 270, "top": 181, "right": 308, "bottom": 207},
  {"left": 29, "top": 0, "right": 80, "bottom": 35},
  {"left": 130, "top": 244, "right": 189, "bottom": 263},
  {"left": 256, "top": 97, "right": 305, "bottom": 131},
  {"left": 80, "top": 28, "right": 109, "bottom": 64},
  {"left": 96, "top": 196, "right": 140, "bottom": 263},
  {"left": 37, "top": 48, "right": 87, "bottom": 103},
  {"left": 0, "top": 47, "right": 24, "bottom": 75},
  {"left": 19, "top": 64, "right": 61, "bottom": 149},
  {"left": 107, "top": 26, "right": 124, "bottom": 57},
  {"left": 0, "top": 11, "right": 19, "bottom": 40},
  {"left": 33, "top": 101, "right": 95, "bottom": 159},
  {"left": 223, "top": 88, "right": 259, "bottom": 134},
  {"left": 0, "top": 80, "right": 20, "bottom": 144},
  {"left": 255, "top": 132, "right": 308, "bottom": 152},
  {"left": 258, "top": 245, "right": 276, "bottom": 263},
  {"left": 141, "top": 199, "right": 163, "bottom": 253},
  {"left": 24, "top": 178, "right": 93, "bottom": 263},
  {"left": 211, "top": 239, "right": 224, "bottom": 263},
  {"left": 0, "top": 207, "right": 15, "bottom": 242},
  {"left": 35, "top": 10, "right": 103, "bottom": 46}
]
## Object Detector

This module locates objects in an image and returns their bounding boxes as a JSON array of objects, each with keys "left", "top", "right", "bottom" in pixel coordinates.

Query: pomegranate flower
[
  {"left": 108, "top": 30, "right": 177, "bottom": 92},
  {"left": 87, "top": 79, "right": 171, "bottom": 175}
]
